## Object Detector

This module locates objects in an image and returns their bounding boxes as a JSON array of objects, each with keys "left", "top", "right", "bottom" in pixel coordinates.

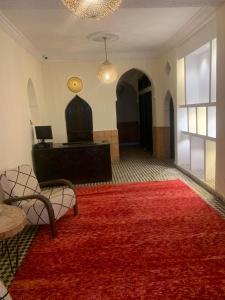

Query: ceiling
[{"left": 0, "top": 0, "right": 224, "bottom": 60}]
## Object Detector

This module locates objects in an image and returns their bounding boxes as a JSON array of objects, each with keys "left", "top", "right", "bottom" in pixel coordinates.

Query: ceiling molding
[
  {"left": 122, "top": 0, "right": 225, "bottom": 8},
  {"left": 160, "top": 6, "right": 217, "bottom": 55},
  {"left": 0, "top": 0, "right": 224, "bottom": 9},
  {"left": 0, "top": 8, "right": 159, "bottom": 62},
  {"left": 0, "top": 3, "right": 220, "bottom": 62},
  {"left": 46, "top": 50, "right": 160, "bottom": 62},
  {"left": 0, "top": 11, "right": 42, "bottom": 61}
]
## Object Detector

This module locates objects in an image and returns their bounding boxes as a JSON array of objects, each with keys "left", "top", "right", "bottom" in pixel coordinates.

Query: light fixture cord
[{"left": 104, "top": 37, "right": 108, "bottom": 61}]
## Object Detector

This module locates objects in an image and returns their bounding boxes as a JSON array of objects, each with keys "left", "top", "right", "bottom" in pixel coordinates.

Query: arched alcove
[
  {"left": 27, "top": 78, "right": 37, "bottom": 108},
  {"left": 27, "top": 78, "right": 39, "bottom": 124},
  {"left": 65, "top": 95, "right": 93, "bottom": 142},
  {"left": 165, "top": 61, "right": 172, "bottom": 76},
  {"left": 27, "top": 78, "right": 39, "bottom": 144},
  {"left": 116, "top": 68, "right": 153, "bottom": 152},
  {"left": 165, "top": 91, "right": 175, "bottom": 160}
]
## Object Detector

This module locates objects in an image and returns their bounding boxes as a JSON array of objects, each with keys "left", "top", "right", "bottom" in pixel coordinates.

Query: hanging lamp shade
[
  {"left": 98, "top": 37, "right": 118, "bottom": 84},
  {"left": 62, "top": 0, "right": 122, "bottom": 20},
  {"left": 98, "top": 60, "right": 118, "bottom": 84}
]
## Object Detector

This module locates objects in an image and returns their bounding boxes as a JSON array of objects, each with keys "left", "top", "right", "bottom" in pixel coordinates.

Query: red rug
[{"left": 10, "top": 180, "right": 225, "bottom": 299}]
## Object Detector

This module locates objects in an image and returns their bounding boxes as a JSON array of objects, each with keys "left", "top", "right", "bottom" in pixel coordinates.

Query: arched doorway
[
  {"left": 116, "top": 82, "right": 139, "bottom": 145},
  {"left": 165, "top": 91, "right": 175, "bottom": 160},
  {"left": 116, "top": 69, "right": 153, "bottom": 153}
]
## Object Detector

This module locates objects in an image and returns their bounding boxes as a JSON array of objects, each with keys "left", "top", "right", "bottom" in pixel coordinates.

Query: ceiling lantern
[
  {"left": 97, "top": 37, "right": 118, "bottom": 84},
  {"left": 98, "top": 60, "right": 118, "bottom": 84},
  {"left": 61, "top": 0, "right": 122, "bottom": 20}
]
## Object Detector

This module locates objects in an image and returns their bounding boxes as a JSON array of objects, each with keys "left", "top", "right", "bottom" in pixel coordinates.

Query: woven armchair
[{"left": 0, "top": 165, "right": 78, "bottom": 238}]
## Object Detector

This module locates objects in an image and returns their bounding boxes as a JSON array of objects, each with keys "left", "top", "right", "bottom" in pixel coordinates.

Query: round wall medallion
[{"left": 67, "top": 77, "right": 83, "bottom": 93}]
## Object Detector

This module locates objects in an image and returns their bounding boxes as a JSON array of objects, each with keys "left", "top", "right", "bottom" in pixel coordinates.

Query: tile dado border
[
  {"left": 93, "top": 127, "right": 171, "bottom": 161},
  {"left": 93, "top": 130, "right": 120, "bottom": 162},
  {"left": 153, "top": 127, "right": 171, "bottom": 159}
]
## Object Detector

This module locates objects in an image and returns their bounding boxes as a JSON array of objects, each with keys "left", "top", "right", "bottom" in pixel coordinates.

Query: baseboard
[{"left": 175, "top": 164, "right": 225, "bottom": 203}]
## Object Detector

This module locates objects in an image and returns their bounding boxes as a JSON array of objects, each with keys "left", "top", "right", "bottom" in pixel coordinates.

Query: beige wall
[
  {"left": 1, "top": 6, "right": 225, "bottom": 198},
  {"left": 156, "top": 48, "right": 177, "bottom": 122},
  {"left": 0, "top": 26, "right": 45, "bottom": 171},
  {"left": 42, "top": 58, "right": 164, "bottom": 144},
  {"left": 216, "top": 3, "right": 225, "bottom": 197}
]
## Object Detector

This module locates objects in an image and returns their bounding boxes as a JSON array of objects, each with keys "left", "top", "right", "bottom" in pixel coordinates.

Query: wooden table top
[{"left": 0, "top": 204, "right": 27, "bottom": 240}]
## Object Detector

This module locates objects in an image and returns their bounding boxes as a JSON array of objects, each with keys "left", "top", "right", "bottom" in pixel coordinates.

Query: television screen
[{"left": 35, "top": 126, "right": 53, "bottom": 140}]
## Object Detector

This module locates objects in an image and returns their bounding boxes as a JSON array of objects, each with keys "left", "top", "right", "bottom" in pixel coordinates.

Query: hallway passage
[
  {"left": 76, "top": 146, "right": 223, "bottom": 222},
  {"left": 111, "top": 146, "right": 223, "bottom": 217}
]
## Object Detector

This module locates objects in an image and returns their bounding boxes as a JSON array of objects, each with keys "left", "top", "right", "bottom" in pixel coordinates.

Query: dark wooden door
[
  {"left": 139, "top": 92, "right": 153, "bottom": 153},
  {"left": 65, "top": 96, "right": 93, "bottom": 142}
]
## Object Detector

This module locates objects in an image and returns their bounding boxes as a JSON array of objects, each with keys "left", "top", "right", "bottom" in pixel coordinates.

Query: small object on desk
[
  {"left": 0, "top": 204, "right": 27, "bottom": 274},
  {"left": 33, "top": 142, "right": 53, "bottom": 149}
]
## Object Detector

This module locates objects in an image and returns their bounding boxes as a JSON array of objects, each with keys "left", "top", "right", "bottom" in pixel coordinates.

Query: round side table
[{"left": 0, "top": 204, "right": 27, "bottom": 274}]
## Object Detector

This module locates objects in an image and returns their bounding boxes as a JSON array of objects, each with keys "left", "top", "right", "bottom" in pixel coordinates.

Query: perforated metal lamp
[
  {"left": 62, "top": 0, "right": 122, "bottom": 20},
  {"left": 98, "top": 37, "right": 118, "bottom": 84}
]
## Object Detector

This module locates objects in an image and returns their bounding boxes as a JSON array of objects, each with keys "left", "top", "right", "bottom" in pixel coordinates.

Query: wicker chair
[{"left": 0, "top": 165, "right": 78, "bottom": 238}]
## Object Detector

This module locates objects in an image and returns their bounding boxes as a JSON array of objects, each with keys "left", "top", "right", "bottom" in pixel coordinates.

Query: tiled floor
[{"left": 1, "top": 146, "right": 224, "bottom": 287}]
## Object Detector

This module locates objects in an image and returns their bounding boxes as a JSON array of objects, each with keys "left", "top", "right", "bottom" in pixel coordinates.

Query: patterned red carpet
[{"left": 10, "top": 180, "right": 225, "bottom": 299}]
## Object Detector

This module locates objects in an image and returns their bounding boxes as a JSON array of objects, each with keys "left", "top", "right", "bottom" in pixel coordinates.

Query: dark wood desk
[{"left": 32, "top": 142, "right": 112, "bottom": 184}]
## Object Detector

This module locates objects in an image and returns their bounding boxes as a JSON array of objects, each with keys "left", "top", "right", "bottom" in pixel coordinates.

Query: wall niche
[{"left": 65, "top": 95, "right": 93, "bottom": 142}]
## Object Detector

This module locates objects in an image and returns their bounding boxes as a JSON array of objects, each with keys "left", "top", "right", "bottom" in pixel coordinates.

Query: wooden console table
[{"left": 32, "top": 142, "right": 112, "bottom": 184}]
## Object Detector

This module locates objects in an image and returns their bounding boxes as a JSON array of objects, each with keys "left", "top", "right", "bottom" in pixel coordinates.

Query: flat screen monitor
[{"left": 35, "top": 126, "right": 53, "bottom": 142}]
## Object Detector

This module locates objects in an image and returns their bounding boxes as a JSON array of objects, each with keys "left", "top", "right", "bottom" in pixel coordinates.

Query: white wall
[
  {"left": 216, "top": 3, "right": 225, "bottom": 197},
  {"left": 159, "top": 20, "right": 216, "bottom": 111},
  {"left": 211, "top": 38, "right": 217, "bottom": 102},
  {"left": 160, "top": 20, "right": 216, "bottom": 154},
  {"left": 186, "top": 46, "right": 210, "bottom": 104},
  {"left": 42, "top": 58, "right": 162, "bottom": 143},
  {"left": 0, "top": 26, "right": 45, "bottom": 170},
  {"left": 177, "top": 21, "right": 216, "bottom": 59},
  {"left": 186, "top": 54, "right": 199, "bottom": 103},
  {"left": 177, "top": 133, "right": 190, "bottom": 168},
  {"left": 157, "top": 48, "right": 177, "bottom": 126}
]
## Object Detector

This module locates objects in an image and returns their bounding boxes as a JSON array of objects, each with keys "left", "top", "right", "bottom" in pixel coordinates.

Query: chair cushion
[
  {"left": 0, "top": 178, "right": 7, "bottom": 203},
  {"left": 0, "top": 165, "right": 41, "bottom": 199},
  {"left": 14, "top": 186, "right": 75, "bottom": 225},
  {"left": 0, "top": 280, "right": 12, "bottom": 300}
]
